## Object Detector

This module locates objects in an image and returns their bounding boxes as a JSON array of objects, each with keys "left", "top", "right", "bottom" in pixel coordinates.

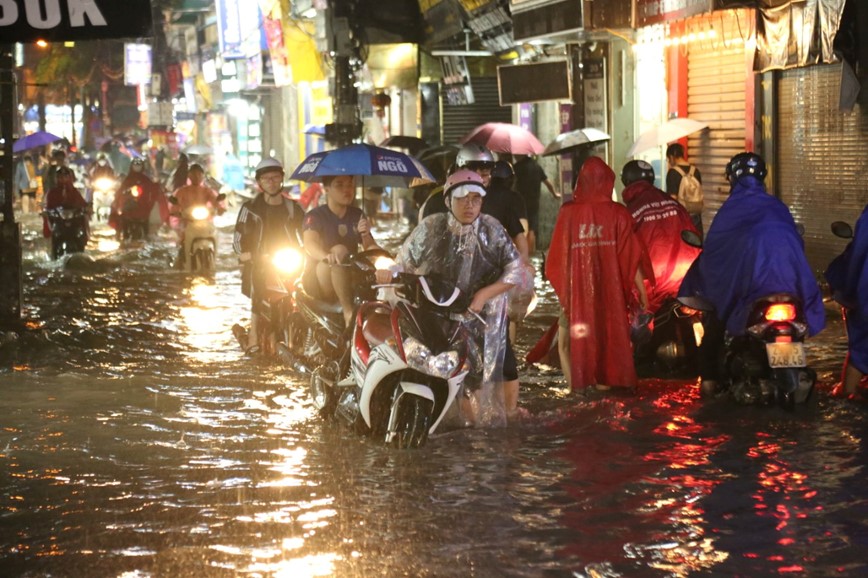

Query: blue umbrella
[
  {"left": 13, "top": 130, "right": 63, "bottom": 153},
  {"left": 290, "top": 143, "right": 435, "bottom": 188}
]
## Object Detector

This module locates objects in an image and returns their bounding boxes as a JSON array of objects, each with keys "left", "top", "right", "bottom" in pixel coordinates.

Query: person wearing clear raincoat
[{"left": 378, "top": 170, "right": 533, "bottom": 426}]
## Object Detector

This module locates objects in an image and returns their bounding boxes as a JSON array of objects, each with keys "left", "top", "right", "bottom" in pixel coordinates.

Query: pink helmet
[{"left": 444, "top": 169, "right": 485, "bottom": 198}]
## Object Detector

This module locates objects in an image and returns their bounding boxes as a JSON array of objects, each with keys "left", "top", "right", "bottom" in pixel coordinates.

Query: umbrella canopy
[
  {"left": 13, "top": 131, "right": 63, "bottom": 154},
  {"left": 542, "top": 127, "right": 610, "bottom": 156},
  {"left": 289, "top": 143, "right": 435, "bottom": 188},
  {"left": 184, "top": 144, "right": 213, "bottom": 155},
  {"left": 460, "top": 122, "right": 544, "bottom": 155},
  {"left": 416, "top": 144, "right": 459, "bottom": 182},
  {"left": 380, "top": 135, "right": 429, "bottom": 155},
  {"left": 627, "top": 118, "right": 708, "bottom": 157}
]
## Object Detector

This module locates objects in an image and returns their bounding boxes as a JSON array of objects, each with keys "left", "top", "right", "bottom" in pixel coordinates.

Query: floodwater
[{"left": 1, "top": 212, "right": 866, "bottom": 578}]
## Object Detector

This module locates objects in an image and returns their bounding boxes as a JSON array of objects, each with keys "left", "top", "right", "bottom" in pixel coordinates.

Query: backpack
[{"left": 674, "top": 165, "right": 704, "bottom": 214}]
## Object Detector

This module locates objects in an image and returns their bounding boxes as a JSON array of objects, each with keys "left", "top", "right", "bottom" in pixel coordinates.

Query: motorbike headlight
[
  {"left": 428, "top": 350, "right": 460, "bottom": 378},
  {"left": 272, "top": 247, "right": 304, "bottom": 277},
  {"left": 94, "top": 177, "right": 113, "bottom": 190},
  {"left": 402, "top": 335, "right": 458, "bottom": 378},
  {"left": 190, "top": 206, "right": 210, "bottom": 220}
]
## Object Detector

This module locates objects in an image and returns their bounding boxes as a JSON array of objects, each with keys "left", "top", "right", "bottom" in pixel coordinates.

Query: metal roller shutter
[
  {"left": 441, "top": 76, "right": 512, "bottom": 146},
  {"left": 777, "top": 63, "right": 868, "bottom": 272},
  {"left": 686, "top": 11, "right": 751, "bottom": 228}
]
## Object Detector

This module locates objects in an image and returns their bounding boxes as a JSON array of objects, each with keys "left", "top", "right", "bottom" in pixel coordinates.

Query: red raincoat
[
  {"left": 43, "top": 183, "right": 88, "bottom": 238},
  {"left": 545, "top": 157, "right": 650, "bottom": 390},
  {"left": 622, "top": 180, "right": 701, "bottom": 312}
]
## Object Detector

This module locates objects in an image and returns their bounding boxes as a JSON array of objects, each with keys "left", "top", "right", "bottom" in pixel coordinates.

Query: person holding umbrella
[{"left": 302, "top": 175, "right": 384, "bottom": 328}]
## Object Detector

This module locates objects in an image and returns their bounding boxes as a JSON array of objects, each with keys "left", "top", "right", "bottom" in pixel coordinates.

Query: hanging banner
[
  {"left": 258, "top": 0, "right": 292, "bottom": 86},
  {"left": 0, "top": 0, "right": 153, "bottom": 43}
]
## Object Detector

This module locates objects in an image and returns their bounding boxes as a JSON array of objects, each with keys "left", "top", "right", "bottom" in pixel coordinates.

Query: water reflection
[{"left": 1, "top": 221, "right": 867, "bottom": 576}]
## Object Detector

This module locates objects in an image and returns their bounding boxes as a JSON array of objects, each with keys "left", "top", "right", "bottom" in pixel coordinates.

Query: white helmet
[
  {"left": 255, "top": 157, "right": 284, "bottom": 179},
  {"left": 455, "top": 143, "right": 495, "bottom": 170}
]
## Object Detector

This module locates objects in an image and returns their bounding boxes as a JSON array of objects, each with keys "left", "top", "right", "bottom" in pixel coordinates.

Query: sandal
[{"left": 245, "top": 343, "right": 261, "bottom": 356}]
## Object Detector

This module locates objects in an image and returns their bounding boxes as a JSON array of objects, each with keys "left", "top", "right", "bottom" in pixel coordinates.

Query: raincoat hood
[
  {"left": 679, "top": 178, "right": 824, "bottom": 336},
  {"left": 573, "top": 157, "right": 615, "bottom": 203}
]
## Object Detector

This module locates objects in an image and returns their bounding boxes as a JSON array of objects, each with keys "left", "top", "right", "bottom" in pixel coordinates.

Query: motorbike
[
  {"left": 44, "top": 206, "right": 90, "bottom": 260},
  {"left": 632, "top": 297, "right": 703, "bottom": 373},
  {"left": 246, "top": 246, "right": 306, "bottom": 358},
  {"left": 277, "top": 249, "right": 393, "bottom": 372},
  {"left": 309, "top": 267, "right": 474, "bottom": 449},
  {"left": 117, "top": 185, "right": 150, "bottom": 243},
  {"left": 89, "top": 175, "right": 116, "bottom": 222},
  {"left": 169, "top": 193, "right": 226, "bottom": 274},
  {"left": 678, "top": 230, "right": 816, "bottom": 409}
]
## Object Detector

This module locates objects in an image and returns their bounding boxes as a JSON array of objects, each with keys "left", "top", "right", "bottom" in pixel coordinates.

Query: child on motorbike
[
  {"left": 825, "top": 204, "right": 868, "bottom": 398},
  {"left": 233, "top": 158, "right": 304, "bottom": 355},
  {"left": 376, "top": 169, "right": 532, "bottom": 426}
]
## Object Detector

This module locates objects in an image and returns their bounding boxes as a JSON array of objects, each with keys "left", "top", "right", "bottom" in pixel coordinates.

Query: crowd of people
[{"left": 15, "top": 135, "right": 866, "bottom": 419}]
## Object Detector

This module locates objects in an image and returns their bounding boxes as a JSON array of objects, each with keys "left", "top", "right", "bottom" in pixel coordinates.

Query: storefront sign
[
  {"left": 497, "top": 60, "right": 571, "bottom": 105},
  {"left": 419, "top": 0, "right": 464, "bottom": 45},
  {"left": 583, "top": 58, "right": 607, "bottom": 141},
  {"left": 635, "top": 0, "right": 714, "bottom": 27},
  {"left": 441, "top": 55, "right": 474, "bottom": 105},
  {"left": 512, "top": 0, "right": 583, "bottom": 41},
  {"left": 124, "top": 43, "right": 152, "bottom": 87},
  {"left": 0, "top": 0, "right": 153, "bottom": 42}
]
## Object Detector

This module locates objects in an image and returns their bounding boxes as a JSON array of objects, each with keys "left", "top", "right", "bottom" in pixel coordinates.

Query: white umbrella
[
  {"left": 542, "top": 127, "right": 610, "bottom": 156},
  {"left": 627, "top": 118, "right": 708, "bottom": 157}
]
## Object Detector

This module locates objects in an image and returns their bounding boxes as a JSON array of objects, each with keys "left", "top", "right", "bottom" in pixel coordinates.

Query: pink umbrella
[{"left": 460, "top": 122, "right": 544, "bottom": 155}]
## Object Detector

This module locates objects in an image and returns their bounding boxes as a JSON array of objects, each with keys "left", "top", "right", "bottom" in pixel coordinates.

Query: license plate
[{"left": 765, "top": 342, "right": 806, "bottom": 368}]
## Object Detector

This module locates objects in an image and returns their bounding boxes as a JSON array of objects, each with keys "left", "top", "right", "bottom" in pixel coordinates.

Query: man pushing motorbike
[
  {"left": 376, "top": 169, "right": 532, "bottom": 426},
  {"left": 678, "top": 152, "right": 825, "bottom": 395}
]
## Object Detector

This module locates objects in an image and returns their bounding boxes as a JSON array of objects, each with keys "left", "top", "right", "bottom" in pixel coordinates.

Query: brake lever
[{"left": 466, "top": 308, "right": 487, "bottom": 327}]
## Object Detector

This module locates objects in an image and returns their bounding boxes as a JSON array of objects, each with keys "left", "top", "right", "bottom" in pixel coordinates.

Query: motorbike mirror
[
  {"left": 795, "top": 223, "right": 805, "bottom": 237},
  {"left": 216, "top": 193, "right": 227, "bottom": 202},
  {"left": 681, "top": 230, "right": 703, "bottom": 248},
  {"left": 167, "top": 195, "right": 179, "bottom": 205},
  {"left": 831, "top": 221, "right": 853, "bottom": 239}
]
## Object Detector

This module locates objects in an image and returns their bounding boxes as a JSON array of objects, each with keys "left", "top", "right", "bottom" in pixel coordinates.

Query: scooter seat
[{"left": 362, "top": 312, "right": 393, "bottom": 346}]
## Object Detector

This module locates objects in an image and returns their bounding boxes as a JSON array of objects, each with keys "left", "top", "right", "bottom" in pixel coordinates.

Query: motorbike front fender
[{"left": 358, "top": 344, "right": 407, "bottom": 428}]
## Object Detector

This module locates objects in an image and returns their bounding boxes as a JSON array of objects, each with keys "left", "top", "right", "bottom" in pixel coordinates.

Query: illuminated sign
[{"left": 0, "top": 0, "right": 153, "bottom": 43}]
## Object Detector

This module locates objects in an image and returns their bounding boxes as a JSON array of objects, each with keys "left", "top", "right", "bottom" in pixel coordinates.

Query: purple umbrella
[{"left": 13, "top": 131, "right": 63, "bottom": 154}]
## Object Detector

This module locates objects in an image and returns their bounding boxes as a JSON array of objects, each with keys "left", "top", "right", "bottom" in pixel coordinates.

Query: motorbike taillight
[{"left": 765, "top": 303, "right": 796, "bottom": 322}]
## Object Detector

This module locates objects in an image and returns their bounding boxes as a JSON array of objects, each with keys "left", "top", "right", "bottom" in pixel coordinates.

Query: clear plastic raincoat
[{"left": 398, "top": 212, "right": 531, "bottom": 426}]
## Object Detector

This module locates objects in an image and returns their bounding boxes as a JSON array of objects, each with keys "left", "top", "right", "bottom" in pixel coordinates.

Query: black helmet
[
  {"left": 491, "top": 160, "right": 514, "bottom": 180},
  {"left": 725, "top": 152, "right": 767, "bottom": 185},
  {"left": 621, "top": 160, "right": 655, "bottom": 187}
]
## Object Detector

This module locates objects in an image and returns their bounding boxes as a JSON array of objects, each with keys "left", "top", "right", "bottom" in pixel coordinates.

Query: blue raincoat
[
  {"left": 679, "top": 177, "right": 825, "bottom": 337},
  {"left": 825, "top": 205, "right": 868, "bottom": 373}
]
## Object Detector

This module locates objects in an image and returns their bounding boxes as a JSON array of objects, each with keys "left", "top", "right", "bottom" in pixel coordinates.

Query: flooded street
[{"left": 1, "top": 213, "right": 866, "bottom": 577}]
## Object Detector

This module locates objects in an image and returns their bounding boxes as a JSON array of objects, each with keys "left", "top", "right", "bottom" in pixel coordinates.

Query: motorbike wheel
[
  {"left": 50, "top": 239, "right": 60, "bottom": 260},
  {"left": 389, "top": 394, "right": 433, "bottom": 449},
  {"left": 309, "top": 362, "right": 339, "bottom": 419}
]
